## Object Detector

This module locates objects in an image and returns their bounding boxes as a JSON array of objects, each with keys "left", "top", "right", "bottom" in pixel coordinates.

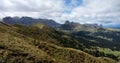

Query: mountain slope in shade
[
  {"left": 3, "top": 16, "right": 60, "bottom": 28},
  {"left": 57, "top": 21, "right": 120, "bottom": 61},
  {"left": 1, "top": 17, "right": 120, "bottom": 61},
  {"left": 57, "top": 21, "right": 120, "bottom": 50},
  {"left": 0, "top": 22, "right": 117, "bottom": 63}
]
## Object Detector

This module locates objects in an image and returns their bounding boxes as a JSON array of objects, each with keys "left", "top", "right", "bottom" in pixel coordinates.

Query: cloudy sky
[{"left": 0, "top": 0, "right": 120, "bottom": 26}]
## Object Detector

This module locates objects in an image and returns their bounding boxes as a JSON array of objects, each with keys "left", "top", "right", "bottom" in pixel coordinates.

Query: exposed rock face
[{"left": 3, "top": 16, "right": 60, "bottom": 27}]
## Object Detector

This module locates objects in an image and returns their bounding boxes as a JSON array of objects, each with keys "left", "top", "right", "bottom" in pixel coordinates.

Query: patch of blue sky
[
  {"left": 64, "top": 0, "right": 83, "bottom": 14},
  {"left": 65, "top": 0, "right": 82, "bottom": 6}
]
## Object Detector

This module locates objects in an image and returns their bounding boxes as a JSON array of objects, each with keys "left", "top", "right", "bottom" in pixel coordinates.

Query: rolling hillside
[
  {"left": 57, "top": 21, "right": 120, "bottom": 61},
  {"left": 0, "top": 22, "right": 117, "bottom": 63}
]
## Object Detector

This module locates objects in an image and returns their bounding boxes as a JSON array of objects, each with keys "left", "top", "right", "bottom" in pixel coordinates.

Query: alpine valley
[{"left": 0, "top": 16, "right": 120, "bottom": 63}]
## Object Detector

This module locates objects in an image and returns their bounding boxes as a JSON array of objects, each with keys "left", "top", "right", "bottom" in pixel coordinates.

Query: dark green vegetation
[
  {"left": 0, "top": 21, "right": 119, "bottom": 63},
  {"left": 72, "top": 30, "right": 120, "bottom": 61},
  {"left": 58, "top": 21, "right": 120, "bottom": 62}
]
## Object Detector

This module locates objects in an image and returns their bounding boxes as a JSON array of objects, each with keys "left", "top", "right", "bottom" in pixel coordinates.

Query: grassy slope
[
  {"left": 0, "top": 22, "right": 117, "bottom": 63},
  {"left": 0, "top": 23, "right": 55, "bottom": 63},
  {"left": 69, "top": 28, "right": 120, "bottom": 60}
]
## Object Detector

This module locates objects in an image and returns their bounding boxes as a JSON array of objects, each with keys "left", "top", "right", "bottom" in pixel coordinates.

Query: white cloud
[
  {"left": 0, "top": 0, "right": 120, "bottom": 25},
  {"left": 61, "top": 0, "right": 120, "bottom": 25},
  {"left": 0, "top": 0, "right": 65, "bottom": 23},
  {"left": 0, "top": 0, "right": 64, "bottom": 12}
]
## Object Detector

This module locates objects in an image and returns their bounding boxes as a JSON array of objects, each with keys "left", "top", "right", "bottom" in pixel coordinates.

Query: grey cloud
[{"left": 0, "top": 0, "right": 120, "bottom": 25}]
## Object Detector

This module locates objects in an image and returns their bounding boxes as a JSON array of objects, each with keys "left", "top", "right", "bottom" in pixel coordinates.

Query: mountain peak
[{"left": 2, "top": 16, "right": 60, "bottom": 27}]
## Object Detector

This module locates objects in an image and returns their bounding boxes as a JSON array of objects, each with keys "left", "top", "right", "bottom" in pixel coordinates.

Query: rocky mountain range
[
  {"left": 0, "top": 16, "right": 120, "bottom": 63},
  {"left": 3, "top": 16, "right": 60, "bottom": 28}
]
